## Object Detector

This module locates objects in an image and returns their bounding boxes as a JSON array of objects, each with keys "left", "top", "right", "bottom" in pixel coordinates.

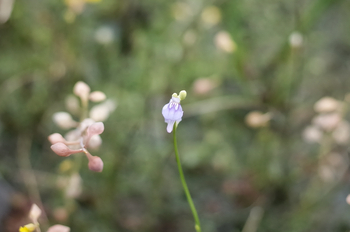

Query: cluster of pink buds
[{"left": 48, "top": 81, "right": 116, "bottom": 172}]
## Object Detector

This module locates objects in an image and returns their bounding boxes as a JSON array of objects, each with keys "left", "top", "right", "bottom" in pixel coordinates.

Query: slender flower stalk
[
  {"left": 162, "top": 90, "right": 201, "bottom": 232},
  {"left": 173, "top": 125, "right": 201, "bottom": 232}
]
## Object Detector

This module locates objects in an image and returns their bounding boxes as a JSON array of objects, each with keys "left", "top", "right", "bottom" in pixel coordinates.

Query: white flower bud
[
  {"left": 346, "top": 194, "right": 350, "bottom": 205},
  {"left": 245, "top": 111, "right": 271, "bottom": 128},
  {"left": 94, "top": 26, "right": 114, "bottom": 45},
  {"left": 47, "top": 224, "right": 70, "bottom": 232},
  {"left": 314, "top": 97, "right": 341, "bottom": 113},
  {"left": 88, "top": 135, "right": 102, "bottom": 150},
  {"left": 64, "top": 129, "right": 80, "bottom": 142},
  {"left": 89, "top": 91, "right": 106, "bottom": 102},
  {"left": 302, "top": 125, "right": 323, "bottom": 143},
  {"left": 65, "top": 95, "right": 80, "bottom": 115},
  {"left": 0, "top": 0, "right": 14, "bottom": 24},
  {"left": 53, "top": 112, "right": 77, "bottom": 129},
  {"left": 73, "top": 81, "right": 90, "bottom": 100},
  {"left": 29, "top": 204, "right": 41, "bottom": 223},
  {"left": 215, "top": 31, "right": 236, "bottom": 53},
  {"left": 89, "top": 100, "right": 116, "bottom": 122},
  {"left": 312, "top": 113, "right": 341, "bottom": 132},
  {"left": 332, "top": 120, "right": 350, "bottom": 145},
  {"left": 289, "top": 31, "right": 303, "bottom": 48}
]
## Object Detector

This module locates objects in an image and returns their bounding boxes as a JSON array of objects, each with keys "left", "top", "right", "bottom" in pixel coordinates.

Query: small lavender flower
[{"left": 162, "top": 91, "right": 187, "bottom": 133}]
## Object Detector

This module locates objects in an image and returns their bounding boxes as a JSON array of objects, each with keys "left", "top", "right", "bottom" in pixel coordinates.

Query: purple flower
[{"left": 162, "top": 91, "right": 186, "bottom": 133}]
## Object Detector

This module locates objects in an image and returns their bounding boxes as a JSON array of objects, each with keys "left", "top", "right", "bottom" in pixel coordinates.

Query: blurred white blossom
[
  {"left": 314, "top": 97, "right": 341, "bottom": 113},
  {"left": 0, "top": 0, "right": 14, "bottom": 24},
  {"left": 289, "top": 31, "right": 303, "bottom": 48},
  {"left": 65, "top": 95, "right": 80, "bottom": 115},
  {"left": 94, "top": 26, "right": 115, "bottom": 45},
  {"left": 332, "top": 121, "right": 350, "bottom": 144},
  {"left": 29, "top": 204, "right": 42, "bottom": 225},
  {"left": 90, "top": 99, "right": 117, "bottom": 121},
  {"left": 245, "top": 111, "right": 271, "bottom": 128},
  {"left": 215, "top": 31, "right": 236, "bottom": 53},
  {"left": 312, "top": 113, "right": 341, "bottom": 132},
  {"left": 53, "top": 112, "right": 77, "bottom": 129},
  {"left": 89, "top": 91, "right": 107, "bottom": 102},
  {"left": 302, "top": 125, "right": 323, "bottom": 143}
]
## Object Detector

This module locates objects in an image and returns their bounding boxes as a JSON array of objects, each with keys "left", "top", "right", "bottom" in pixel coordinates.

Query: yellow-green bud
[
  {"left": 179, "top": 90, "right": 187, "bottom": 100},
  {"left": 172, "top": 93, "right": 178, "bottom": 98}
]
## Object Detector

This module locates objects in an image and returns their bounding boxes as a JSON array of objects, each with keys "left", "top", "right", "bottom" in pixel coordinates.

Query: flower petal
[{"left": 167, "top": 121, "right": 175, "bottom": 133}]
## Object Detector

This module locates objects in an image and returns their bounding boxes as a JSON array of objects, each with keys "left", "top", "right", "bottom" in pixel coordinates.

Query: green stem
[{"left": 173, "top": 125, "right": 201, "bottom": 232}]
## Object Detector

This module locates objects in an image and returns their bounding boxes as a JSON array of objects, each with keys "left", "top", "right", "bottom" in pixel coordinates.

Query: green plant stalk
[{"left": 173, "top": 125, "right": 201, "bottom": 232}]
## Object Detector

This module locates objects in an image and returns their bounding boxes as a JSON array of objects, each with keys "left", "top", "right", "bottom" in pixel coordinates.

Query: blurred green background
[{"left": 1, "top": 0, "right": 350, "bottom": 231}]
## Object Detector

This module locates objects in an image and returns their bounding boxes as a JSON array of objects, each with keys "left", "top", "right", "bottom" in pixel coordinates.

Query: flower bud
[
  {"left": 314, "top": 97, "right": 340, "bottom": 113},
  {"left": 89, "top": 91, "right": 106, "bottom": 102},
  {"left": 87, "top": 135, "right": 102, "bottom": 150},
  {"left": 245, "top": 111, "right": 271, "bottom": 128},
  {"left": 179, "top": 90, "right": 187, "bottom": 100},
  {"left": 65, "top": 95, "right": 80, "bottom": 115},
  {"left": 88, "top": 156, "right": 104, "bottom": 172},
  {"left": 302, "top": 125, "right": 323, "bottom": 143},
  {"left": 89, "top": 100, "right": 116, "bottom": 122},
  {"left": 51, "top": 143, "right": 81, "bottom": 157},
  {"left": 73, "top": 81, "right": 90, "bottom": 100},
  {"left": 332, "top": 120, "right": 350, "bottom": 145},
  {"left": 289, "top": 31, "right": 303, "bottom": 48},
  {"left": 53, "top": 112, "right": 77, "bottom": 129},
  {"left": 47, "top": 224, "right": 70, "bottom": 232},
  {"left": 346, "top": 194, "right": 350, "bottom": 205},
  {"left": 312, "top": 113, "right": 341, "bottom": 132},
  {"left": 214, "top": 31, "right": 236, "bottom": 53},
  {"left": 29, "top": 204, "right": 41, "bottom": 223},
  {"left": 87, "top": 122, "right": 104, "bottom": 136},
  {"left": 48, "top": 133, "right": 66, "bottom": 144}
]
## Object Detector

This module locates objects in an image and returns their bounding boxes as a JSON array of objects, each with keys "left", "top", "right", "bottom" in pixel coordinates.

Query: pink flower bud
[
  {"left": 51, "top": 143, "right": 82, "bottom": 157},
  {"left": 48, "top": 133, "right": 66, "bottom": 144},
  {"left": 88, "top": 156, "right": 104, "bottom": 172},
  {"left": 47, "top": 224, "right": 70, "bottom": 232},
  {"left": 87, "top": 122, "right": 104, "bottom": 136}
]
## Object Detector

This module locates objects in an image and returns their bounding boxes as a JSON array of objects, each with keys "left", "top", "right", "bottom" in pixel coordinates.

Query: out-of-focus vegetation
[{"left": 1, "top": 0, "right": 350, "bottom": 231}]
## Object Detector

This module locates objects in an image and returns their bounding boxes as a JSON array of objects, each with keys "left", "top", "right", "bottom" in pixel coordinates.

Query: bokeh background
[{"left": 1, "top": 0, "right": 350, "bottom": 231}]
